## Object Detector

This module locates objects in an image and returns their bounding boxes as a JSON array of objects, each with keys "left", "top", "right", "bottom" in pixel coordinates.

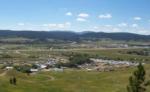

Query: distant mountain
[
  {"left": 0, "top": 30, "right": 150, "bottom": 41},
  {"left": 80, "top": 32, "right": 150, "bottom": 41}
]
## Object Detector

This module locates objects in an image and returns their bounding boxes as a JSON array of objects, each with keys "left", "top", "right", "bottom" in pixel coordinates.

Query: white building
[
  {"left": 5, "top": 66, "right": 13, "bottom": 70},
  {"left": 30, "top": 69, "right": 38, "bottom": 72}
]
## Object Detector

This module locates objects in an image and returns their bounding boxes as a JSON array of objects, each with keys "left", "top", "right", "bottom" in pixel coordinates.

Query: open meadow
[{"left": 0, "top": 64, "right": 150, "bottom": 92}]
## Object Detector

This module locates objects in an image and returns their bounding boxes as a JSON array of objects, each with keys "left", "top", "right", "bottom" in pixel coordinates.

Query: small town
[{"left": 2, "top": 57, "right": 141, "bottom": 73}]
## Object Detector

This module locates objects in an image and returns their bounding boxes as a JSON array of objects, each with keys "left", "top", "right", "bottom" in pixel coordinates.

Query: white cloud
[
  {"left": 134, "top": 17, "right": 142, "bottom": 20},
  {"left": 118, "top": 23, "right": 128, "bottom": 27},
  {"left": 98, "top": 14, "right": 112, "bottom": 19},
  {"left": 43, "top": 24, "right": 57, "bottom": 27},
  {"left": 93, "top": 25, "right": 121, "bottom": 32},
  {"left": 92, "top": 24, "right": 150, "bottom": 35},
  {"left": 18, "top": 23, "right": 25, "bottom": 26},
  {"left": 43, "top": 22, "right": 71, "bottom": 29},
  {"left": 65, "top": 22, "right": 71, "bottom": 26},
  {"left": 78, "top": 13, "right": 89, "bottom": 18},
  {"left": 43, "top": 24, "right": 48, "bottom": 26},
  {"left": 58, "top": 24, "right": 65, "bottom": 28},
  {"left": 104, "top": 25, "right": 112, "bottom": 27},
  {"left": 132, "top": 24, "right": 138, "bottom": 28},
  {"left": 77, "top": 13, "right": 89, "bottom": 22},
  {"left": 66, "top": 12, "right": 72, "bottom": 16},
  {"left": 135, "top": 29, "right": 150, "bottom": 35},
  {"left": 91, "top": 23, "right": 150, "bottom": 35},
  {"left": 9, "top": 22, "right": 72, "bottom": 31},
  {"left": 93, "top": 26, "right": 98, "bottom": 29},
  {"left": 76, "top": 18, "right": 86, "bottom": 22}
]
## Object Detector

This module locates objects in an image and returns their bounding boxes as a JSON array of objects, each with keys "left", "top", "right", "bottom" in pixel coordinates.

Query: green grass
[
  {"left": 0, "top": 43, "right": 149, "bottom": 63},
  {"left": 72, "top": 48, "right": 150, "bottom": 62},
  {"left": 0, "top": 65, "right": 150, "bottom": 92}
]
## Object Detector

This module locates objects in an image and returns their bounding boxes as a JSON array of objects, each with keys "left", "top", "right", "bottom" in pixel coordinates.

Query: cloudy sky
[{"left": 0, "top": 0, "right": 150, "bottom": 35}]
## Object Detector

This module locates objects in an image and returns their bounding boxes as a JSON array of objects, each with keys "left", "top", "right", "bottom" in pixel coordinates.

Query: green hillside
[{"left": 0, "top": 65, "right": 150, "bottom": 92}]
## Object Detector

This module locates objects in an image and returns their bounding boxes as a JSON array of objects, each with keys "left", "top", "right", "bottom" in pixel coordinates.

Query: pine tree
[{"left": 127, "top": 63, "right": 149, "bottom": 92}]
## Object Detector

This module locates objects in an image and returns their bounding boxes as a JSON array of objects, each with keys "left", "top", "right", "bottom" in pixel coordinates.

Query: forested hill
[{"left": 0, "top": 30, "right": 150, "bottom": 41}]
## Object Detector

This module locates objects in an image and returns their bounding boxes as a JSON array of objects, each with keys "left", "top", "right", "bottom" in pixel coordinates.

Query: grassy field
[
  {"left": 0, "top": 44, "right": 150, "bottom": 62},
  {"left": 0, "top": 65, "right": 150, "bottom": 92},
  {"left": 0, "top": 47, "right": 150, "bottom": 63},
  {"left": 71, "top": 48, "right": 150, "bottom": 62}
]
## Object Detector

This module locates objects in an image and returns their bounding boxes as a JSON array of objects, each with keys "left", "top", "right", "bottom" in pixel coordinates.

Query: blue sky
[{"left": 0, "top": 0, "right": 150, "bottom": 34}]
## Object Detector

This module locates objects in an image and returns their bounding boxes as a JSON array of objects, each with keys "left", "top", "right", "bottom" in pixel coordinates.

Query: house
[
  {"left": 40, "top": 64, "right": 47, "bottom": 69},
  {"left": 30, "top": 69, "right": 38, "bottom": 72},
  {"left": 5, "top": 66, "right": 13, "bottom": 70}
]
